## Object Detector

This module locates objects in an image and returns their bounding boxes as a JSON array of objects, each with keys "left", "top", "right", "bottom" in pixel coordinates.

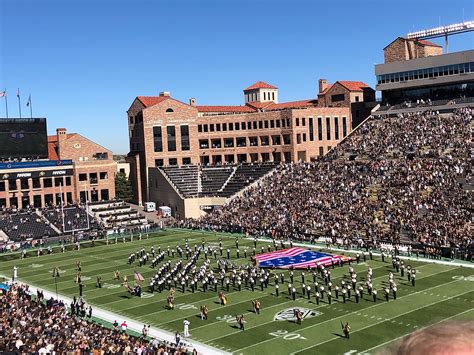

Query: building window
[
  {"left": 223, "top": 123, "right": 227, "bottom": 131},
  {"left": 211, "top": 138, "right": 221, "bottom": 148},
  {"left": 272, "top": 135, "right": 281, "bottom": 145},
  {"left": 283, "top": 135, "right": 291, "bottom": 145},
  {"left": 203, "top": 124, "right": 208, "bottom": 132},
  {"left": 264, "top": 92, "right": 266, "bottom": 100},
  {"left": 355, "top": 96, "right": 360, "bottom": 102},
  {"left": 270, "top": 120, "right": 275, "bottom": 128},
  {"left": 296, "top": 117, "right": 300, "bottom": 126},
  {"left": 249, "top": 137, "right": 258, "bottom": 146},
  {"left": 252, "top": 121, "right": 257, "bottom": 130},
  {"left": 198, "top": 124, "right": 203, "bottom": 133},
  {"left": 260, "top": 136, "right": 269, "bottom": 146},
  {"left": 224, "top": 138, "right": 234, "bottom": 147},
  {"left": 230, "top": 122, "right": 234, "bottom": 130},
  {"left": 331, "top": 94, "right": 345, "bottom": 102},
  {"left": 166, "top": 108, "right": 174, "bottom": 113},
  {"left": 319, "top": 147, "right": 324, "bottom": 156},
  {"left": 79, "top": 174, "right": 87, "bottom": 182},
  {"left": 258, "top": 121, "right": 263, "bottom": 129},
  {"left": 210, "top": 124, "right": 214, "bottom": 132},
  {"left": 100, "top": 172, "right": 108, "bottom": 180},
  {"left": 297, "top": 134, "right": 302, "bottom": 144},
  {"left": 182, "top": 157, "right": 191, "bottom": 165},
  {"left": 342, "top": 117, "right": 347, "bottom": 137},
  {"left": 264, "top": 120, "right": 269, "bottom": 128},
  {"left": 153, "top": 126, "right": 163, "bottom": 152},
  {"left": 216, "top": 123, "right": 221, "bottom": 131},
  {"left": 309, "top": 117, "right": 314, "bottom": 141},
  {"left": 43, "top": 178, "right": 53, "bottom": 188},
  {"left": 281, "top": 119, "right": 286, "bottom": 128},
  {"left": 302, "top": 117, "right": 306, "bottom": 126},
  {"left": 54, "top": 177, "right": 63, "bottom": 187},
  {"left": 155, "top": 159, "right": 164, "bottom": 167},
  {"left": 167, "top": 126, "right": 176, "bottom": 151},
  {"left": 318, "top": 117, "right": 323, "bottom": 141},
  {"left": 169, "top": 158, "right": 178, "bottom": 166},
  {"left": 181, "top": 125, "right": 190, "bottom": 151},
  {"left": 247, "top": 122, "right": 251, "bottom": 130},
  {"left": 334, "top": 117, "right": 339, "bottom": 140},
  {"left": 32, "top": 178, "right": 41, "bottom": 189},
  {"left": 276, "top": 120, "right": 280, "bottom": 128},
  {"left": 21, "top": 179, "right": 29, "bottom": 190},
  {"left": 199, "top": 139, "right": 209, "bottom": 149},
  {"left": 303, "top": 133, "right": 307, "bottom": 142},
  {"left": 100, "top": 189, "right": 109, "bottom": 200},
  {"left": 326, "top": 117, "right": 331, "bottom": 140},
  {"left": 0, "top": 181, "right": 4, "bottom": 192},
  {"left": 236, "top": 137, "right": 246, "bottom": 147}
]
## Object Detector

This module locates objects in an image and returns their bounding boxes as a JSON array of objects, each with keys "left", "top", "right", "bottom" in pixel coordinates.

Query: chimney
[
  {"left": 318, "top": 79, "right": 328, "bottom": 94},
  {"left": 159, "top": 91, "right": 170, "bottom": 97},
  {"left": 56, "top": 128, "right": 67, "bottom": 160},
  {"left": 189, "top": 98, "right": 197, "bottom": 107}
]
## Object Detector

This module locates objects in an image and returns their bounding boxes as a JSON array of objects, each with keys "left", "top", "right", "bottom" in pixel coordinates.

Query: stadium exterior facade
[
  {"left": 375, "top": 38, "right": 474, "bottom": 104},
  {"left": 126, "top": 80, "right": 375, "bottom": 205},
  {"left": 0, "top": 126, "right": 116, "bottom": 209}
]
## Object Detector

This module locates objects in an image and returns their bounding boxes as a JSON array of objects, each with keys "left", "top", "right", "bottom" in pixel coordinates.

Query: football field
[{"left": 1, "top": 229, "right": 473, "bottom": 354}]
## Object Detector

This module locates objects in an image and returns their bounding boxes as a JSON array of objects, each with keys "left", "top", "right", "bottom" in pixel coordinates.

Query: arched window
[{"left": 166, "top": 108, "right": 174, "bottom": 113}]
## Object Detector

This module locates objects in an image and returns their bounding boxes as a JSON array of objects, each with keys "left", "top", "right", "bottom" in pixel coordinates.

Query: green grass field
[{"left": 1, "top": 229, "right": 473, "bottom": 355}]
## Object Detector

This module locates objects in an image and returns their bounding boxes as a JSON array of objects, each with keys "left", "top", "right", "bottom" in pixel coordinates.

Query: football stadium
[{"left": 1, "top": 3, "right": 473, "bottom": 354}]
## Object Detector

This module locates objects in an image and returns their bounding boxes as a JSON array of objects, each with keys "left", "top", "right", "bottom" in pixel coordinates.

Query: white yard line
[
  {"left": 228, "top": 276, "right": 466, "bottom": 352},
  {"left": 288, "top": 290, "right": 473, "bottom": 354},
  {"left": 360, "top": 308, "right": 474, "bottom": 353}
]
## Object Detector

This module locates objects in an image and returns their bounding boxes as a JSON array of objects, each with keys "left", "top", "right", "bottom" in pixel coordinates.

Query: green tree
[{"left": 115, "top": 172, "right": 133, "bottom": 202}]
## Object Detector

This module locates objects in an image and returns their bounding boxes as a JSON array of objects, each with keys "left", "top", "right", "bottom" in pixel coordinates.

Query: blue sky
[{"left": 1, "top": 0, "right": 472, "bottom": 154}]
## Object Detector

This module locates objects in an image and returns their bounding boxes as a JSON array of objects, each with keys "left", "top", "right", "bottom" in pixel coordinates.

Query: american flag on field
[{"left": 255, "top": 247, "right": 351, "bottom": 269}]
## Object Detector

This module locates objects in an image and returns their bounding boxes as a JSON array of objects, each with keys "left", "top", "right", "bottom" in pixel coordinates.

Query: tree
[{"left": 115, "top": 172, "right": 133, "bottom": 202}]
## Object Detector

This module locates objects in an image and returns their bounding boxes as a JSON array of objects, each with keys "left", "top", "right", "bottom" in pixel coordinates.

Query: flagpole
[
  {"left": 4, "top": 89, "right": 8, "bottom": 118},
  {"left": 29, "top": 95, "right": 33, "bottom": 118},
  {"left": 17, "top": 89, "right": 22, "bottom": 118}
]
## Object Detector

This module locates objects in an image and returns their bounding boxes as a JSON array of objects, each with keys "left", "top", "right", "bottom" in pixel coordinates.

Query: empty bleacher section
[
  {"left": 0, "top": 211, "right": 58, "bottom": 241},
  {"left": 159, "top": 163, "right": 277, "bottom": 198},
  {"left": 88, "top": 200, "right": 148, "bottom": 230},
  {"left": 44, "top": 206, "right": 96, "bottom": 233},
  {"left": 200, "top": 166, "right": 233, "bottom": 196}
]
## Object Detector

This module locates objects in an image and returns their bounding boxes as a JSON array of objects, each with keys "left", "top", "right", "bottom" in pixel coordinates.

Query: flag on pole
[
  {"left": 0, "top": 91, "right": 5, "bottom": 98},
  {"left": 26, "top": 95, "right": 31, "bottom": 107},
  {"left": 134, "top": 271, "right": 144, "bottom": 282},
  {"left": 17, "top": 89, "right": 20, "bottom": 98}
]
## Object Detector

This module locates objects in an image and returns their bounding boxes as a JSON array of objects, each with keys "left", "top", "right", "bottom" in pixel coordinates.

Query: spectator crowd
[{"left": 182, "top": 108, "right": 472, "bottom": 260}]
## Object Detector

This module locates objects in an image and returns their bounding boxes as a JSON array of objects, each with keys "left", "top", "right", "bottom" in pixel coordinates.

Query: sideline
[{"left": 1, "top": 276, "right": 229, "bottom": 355}]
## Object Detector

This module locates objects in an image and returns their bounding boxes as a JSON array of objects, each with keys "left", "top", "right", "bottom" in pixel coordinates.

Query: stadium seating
[
  {"left": 44, "top": 206, "right": 95, "bottom": 233},
  {"left": 160, "top": 163, "right": 277, "bottom": 198},
  {"left": 89, "top": 201, "right": 148, "bottom": 228},
  {"left": 0, "top": 211, "right": 58, "bottom": 241},
  {"left": 193, "top": 108, "right": 472, "bottom": 254}
]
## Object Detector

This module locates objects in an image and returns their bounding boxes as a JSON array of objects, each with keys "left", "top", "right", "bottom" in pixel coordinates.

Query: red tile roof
[
  {"left": 336, "top": 81, "right": 371, "bottom": 92},
  {"left": 197, "top": 105, "right": 256, "bottom": 113},
  {"left": 48, "top": 142, "right": 59, "bottom": 160},
  {"left": 244, "top": 81, "right": 277, "bottom": 91},
  {"left": 246, "top": 102, "right": 274, "bottom": 109},
  {"left": 417, "top": 39, "right": 442, "bottom": 47},
  {"left": 136, "top": 96, "right": 169, "bottom": 107},
  {"left": 267, "top": 99, "right": 317, "bottom": 110}
]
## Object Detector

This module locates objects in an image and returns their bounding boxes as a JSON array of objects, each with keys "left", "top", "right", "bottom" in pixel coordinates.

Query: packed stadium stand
[
  {"left": 160, "top": 163, "right": 277, "bottom": 198},
  {"left": 186, "top": 108, "right": 472, "bottom": 256}
]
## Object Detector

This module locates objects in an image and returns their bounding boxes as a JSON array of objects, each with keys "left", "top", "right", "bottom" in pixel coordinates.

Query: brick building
[
  {"left": 383, "top": 37, "right": 442, "bottom": 63},
  {"left": 127, "top": 80, "right": 374, "bottom": 205},
  {"left": 0, "top": 127, "right": 116, "bottom": 209}
]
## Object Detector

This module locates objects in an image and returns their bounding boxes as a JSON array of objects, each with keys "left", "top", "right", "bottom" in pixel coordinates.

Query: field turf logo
[{"left": 274, "top": 308, "right": 321, "bottom": 321}]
